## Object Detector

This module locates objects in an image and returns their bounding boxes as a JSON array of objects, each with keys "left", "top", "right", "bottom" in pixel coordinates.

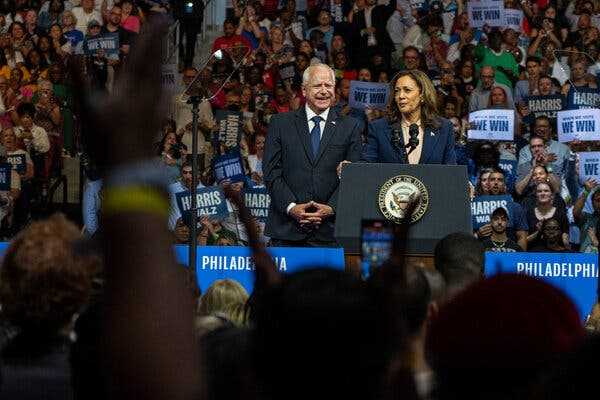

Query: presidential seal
[{"left": 378, "top": 175, "right": 429, "bottom": 224}]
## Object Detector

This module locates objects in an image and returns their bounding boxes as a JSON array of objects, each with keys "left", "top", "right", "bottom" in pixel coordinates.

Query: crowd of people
[
  {"left": 0, "top": 3, "right": 599, "bottom": 398},
  {"left": 124, "top": 0, "right": 600, "bottom": 253},
  {"left": 0, "top": 0, "right": 173, "bottom": 237}
]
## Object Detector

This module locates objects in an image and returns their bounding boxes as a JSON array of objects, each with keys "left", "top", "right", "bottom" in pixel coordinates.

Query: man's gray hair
[{"left": 302, "top": 63, "right": 336, "bottom": 87}]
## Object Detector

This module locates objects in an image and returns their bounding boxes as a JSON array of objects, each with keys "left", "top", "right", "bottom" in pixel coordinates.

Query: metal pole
[{"left": 188, "top": 96, "right": 201, "bottom": 285}]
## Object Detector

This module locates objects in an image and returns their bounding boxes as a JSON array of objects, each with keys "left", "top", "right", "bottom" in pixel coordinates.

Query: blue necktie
[{"left": 310, "top": 115, "right": 322, "bottom": 159}]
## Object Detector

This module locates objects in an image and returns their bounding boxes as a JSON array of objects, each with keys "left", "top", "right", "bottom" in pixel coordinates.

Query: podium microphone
[{"left": 406, "top": 124, "right": 419, "bottom": 155}]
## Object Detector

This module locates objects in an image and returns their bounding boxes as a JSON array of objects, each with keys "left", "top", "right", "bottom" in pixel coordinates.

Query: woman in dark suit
[{"left": 361, "top": 70, "right": 457, "bottom": 164}]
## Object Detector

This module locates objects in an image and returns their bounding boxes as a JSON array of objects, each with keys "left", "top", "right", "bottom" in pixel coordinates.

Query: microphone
[
  {"left": 391, "top": 123, "right": 407, "bottom": 164},
  {"left": 406, "top": 124, "right": 419, "bottom": 154}
]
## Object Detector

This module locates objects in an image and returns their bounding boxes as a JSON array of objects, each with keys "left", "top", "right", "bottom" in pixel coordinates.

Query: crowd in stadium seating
[
  {"left": 0, "top": 2, "right": 599, "bottom": 397},
  {"left": 137, "top": 0, "right": 600, "bottom": 252}
]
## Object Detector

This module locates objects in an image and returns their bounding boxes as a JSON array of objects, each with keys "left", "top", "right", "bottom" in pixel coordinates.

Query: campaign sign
[
  {"left": 84, "top": 32, "right": 119, "bottom": 59},
  {"left": 557, "top": 108, "right": 600, "bottom": 142},
  {"left": 566, "top": 87, "right": 600, "bottom": 110},
  {"left": 468, "top": 0, "right": 504, "bottom": 28},
  {"left": 498, "top": 159, "right": 517, "bottom": 192},
  {"left": 5, "top": 154, "right": 26, "bottom": 174},
  {"left": 467, "top": 109, "right": 514, "bottom": 141},
  {"left": 504, "top": 8, "right": 523, "bottom": 31},
  {"left": 0, "top": 163, "right": 10, "bottom": 191},
  {"left": 174, "top": 245, "right": 345, "bottom": 293},
  {"left": 578, "top": 152, "right": 600, "bottom": 182},
  {"left": 526, "top": 94, "right": 564, "bottom": 121},
  {"left": 244, "top": 186, "right": 270, "bottom": 222},
  {"left": 348, "top": 81, "right": 390, "bottom": 110},
  {"left": 485, "top": 252, "right": 599, "bottom": 321},
  {"left": 175, "top": 186, "right": 229, "bottom": 228},
  {"left": 213, "top": 148, "right": 246, "bottom": 183},
  {"left": 471, "top": 195, "right": 512, "bottom": 229},
  {"left": 215, "top": 110, "right": 242, "bottom": 148}
]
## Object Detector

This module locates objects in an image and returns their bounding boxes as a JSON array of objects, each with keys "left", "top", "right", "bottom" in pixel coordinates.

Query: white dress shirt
[{"left": 286, "top": 106, "right": 330, "bottom": 214}]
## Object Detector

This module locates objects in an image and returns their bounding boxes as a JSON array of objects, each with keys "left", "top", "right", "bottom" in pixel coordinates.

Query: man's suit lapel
[
  {"left": 420, "top": 124, "right": 440, "bottom": 164},
  {"left": 314, "top": 108, "right": 339, "bottom": 165},
  {"left": 294, "top": 108, "right": 314, "bottom": 165}
]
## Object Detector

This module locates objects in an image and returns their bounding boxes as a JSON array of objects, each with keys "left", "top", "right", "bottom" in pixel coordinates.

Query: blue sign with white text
[
  {"left": 0, "top": 164, "right": 11, "bottom": 191},
  {"left": 0, "top": 242, "right": 345, "bottom": 295},
  {"left": 174, "top": 245, "right": 345, "bottom": 293},
  {"left": 471, "top": 195, "right": 513, "bottom": 229},
  {"left": 213, "top": 149, "right": 246, "bottom": 183},
  {"left": 175, "top": 186, "right": 229, "bottom": 228},
  {"left": 485, "top": 252, "right": 598, "bottom": 320}
]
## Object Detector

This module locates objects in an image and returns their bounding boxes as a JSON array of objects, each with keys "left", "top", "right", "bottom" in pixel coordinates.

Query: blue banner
[
  {"left": 5, "top": 154, "right": 26, "bottom": 174},
  {"left": 0, "top": 163, "right": 11, "bottom": 191},
  {"left": 0, "top": 242, "right": 345, "bottom": 296},
  {"left": 244, "top": 187, "right": 270, "bottom": 222},
  {"left": 175, "top": 186, "right": 229, "bottom": 228},
  {"left": 498, "top": 159, "right": 517, "bottom": 192},
  {"left": 485, "top": 252, "right": 598, "bottom": 320},
  {"left": 213, "top": 149, "right": 246, "bottom": 183},
  {"left": 174, "top": 245, "right": 345, "bottom": 293},
  {"left": 471, "top": 195, "right": 513, "bottom": 229}
]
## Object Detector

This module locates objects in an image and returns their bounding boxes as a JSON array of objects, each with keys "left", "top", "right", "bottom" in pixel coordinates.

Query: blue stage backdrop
[{"left": 485, "top": 252, "right": 599, "bottom": 321}]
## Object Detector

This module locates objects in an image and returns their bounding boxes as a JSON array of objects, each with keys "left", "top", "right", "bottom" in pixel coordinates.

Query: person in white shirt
[
  {"left": 14, "top": 103, "right": 50, "bottom": 155},
  {"left": 72, "top": 0, "right": 103, "bottom": 34}
]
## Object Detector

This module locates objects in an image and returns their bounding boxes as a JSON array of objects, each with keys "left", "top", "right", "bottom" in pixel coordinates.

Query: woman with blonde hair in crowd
[{"left": 196, "top": 279, "right": 249, "bottom": 320}]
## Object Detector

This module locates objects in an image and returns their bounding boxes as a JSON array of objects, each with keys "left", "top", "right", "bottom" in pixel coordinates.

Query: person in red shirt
[{"left": 211, "top": 18, "right": 252, "bottom": 53}]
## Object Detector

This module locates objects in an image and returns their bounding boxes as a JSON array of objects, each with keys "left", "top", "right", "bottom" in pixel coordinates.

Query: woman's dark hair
[
  {"left": 156, "top": 131, "right": 184, "bottom": 158},
  {"left": 538, "top": 217, "right": 562, "bottom": 244},
  {"left": 17, "top": 102, "right": 36, "bottom": 118},
  {"left": 25, "top": 47, "right": 48, "bottom": 70},
  {"left": 386, "top": 69, "right": 441, "bottom": 128},
  {"left": 475, "top": 167, "right": 495, "bottom": 196},
  {"left": 8, "top": 21, "right": 26, "bottom": 38},
  {"left": 472, "top": 141, "right": 500, "bottom": 169}
]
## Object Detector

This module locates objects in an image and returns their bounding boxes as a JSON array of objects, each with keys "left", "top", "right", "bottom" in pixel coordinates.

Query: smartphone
[{"left": 360, "top": 219, "right": 394, "bottom": 278}]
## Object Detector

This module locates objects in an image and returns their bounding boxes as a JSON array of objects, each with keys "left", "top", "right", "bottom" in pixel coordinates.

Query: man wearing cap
[{"left": 480, "top": 207, "right": 523, "bottom": 252}]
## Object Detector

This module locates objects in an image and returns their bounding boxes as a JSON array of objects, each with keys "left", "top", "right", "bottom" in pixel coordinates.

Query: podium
[{"left": 335, "top": 163, "right": 471, "bottom": 262}]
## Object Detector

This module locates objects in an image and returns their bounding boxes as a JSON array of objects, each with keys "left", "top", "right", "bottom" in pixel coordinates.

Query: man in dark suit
[
  {"left": 264, "top": 64, "right": 362, "bottom": 246},
  {"left": 351, "top": 0, "right": 397, "bottom": 68}
]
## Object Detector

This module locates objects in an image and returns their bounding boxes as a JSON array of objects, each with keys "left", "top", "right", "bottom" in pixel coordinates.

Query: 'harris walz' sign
[
  {"left": 526, "top": 94, "right": 563, "bottom": 121},
  {"left": 175, "top": 186, "right": 229, "bottom": 228},
  {"left": 5, "top": 154, "right": 26, "bottom": 174},
  {"left": 244, "top": 187, "right": 270, "bottom": 221},
  {"left": 215, "top": 110, "right": 242, "bottom": 148}
]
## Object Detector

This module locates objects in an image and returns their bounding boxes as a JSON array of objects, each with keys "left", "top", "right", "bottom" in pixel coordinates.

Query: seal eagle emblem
[{"left": 378, "top": 175, "right": 429, "bottom": 224}]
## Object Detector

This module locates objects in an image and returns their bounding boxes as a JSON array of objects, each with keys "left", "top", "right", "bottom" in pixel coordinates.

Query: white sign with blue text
[
  {"left": 348, "top": 81, "right": 390, "bottom": 110},
  {"left": 468, "top": 109, "right": 514, "bottom": 141},
  {"left": 557, "top": 108, "right": 600, "bottom": 142},
  {"left": 578, "top": 152, "right": 600, "bottom": 182},
  {"left": 468, "top": 0, "right": 504, "bottom": 28}
]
